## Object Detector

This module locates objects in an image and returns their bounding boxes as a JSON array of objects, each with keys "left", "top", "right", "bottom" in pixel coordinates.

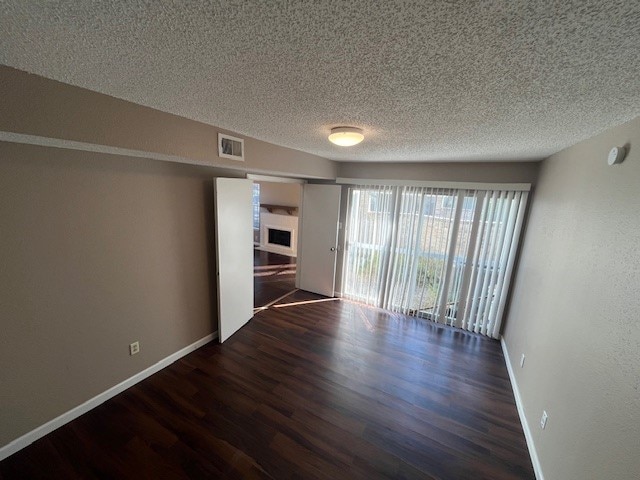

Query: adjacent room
[
  {"left": 252, "top": 179, "right": 301, "bottom": 309},
  {"left": 1, "top": 2, "right": 639, "bottom": 479}
]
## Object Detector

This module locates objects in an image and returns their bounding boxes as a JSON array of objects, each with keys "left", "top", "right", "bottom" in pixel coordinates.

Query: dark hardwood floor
[
  {"left": 254, "top": 249, "right": 296, "bottom": 308},
  {"left": 0, "top": 298, "right": 534, "bottom": 479}
]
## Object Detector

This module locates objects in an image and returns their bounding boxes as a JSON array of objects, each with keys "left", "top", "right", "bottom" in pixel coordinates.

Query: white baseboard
[
  {"left": 501, "top": 337, "right": 545, "bottom": 480},
  {"left": 0, "top": 331, "right": 218, "bottom": 461}
]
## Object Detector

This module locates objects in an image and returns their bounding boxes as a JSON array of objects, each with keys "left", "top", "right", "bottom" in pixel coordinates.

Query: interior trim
[
  {"left": 0, "top": 131, "right": 331, "bottom": 179},
  {"left": 336, "top": 177, "right": 531, "bottom": 191},
  {"left": 0, "top": 331, "right": 218, "bottom": 461},
  {"left": 247, "top": 174, "right": 306, "bottom": 183},
  {"left": 0, "top": 130, "right": 218, "bottom": 167},
  {"left": 501, "top": 337, "right": 545, "bottom": 480}
]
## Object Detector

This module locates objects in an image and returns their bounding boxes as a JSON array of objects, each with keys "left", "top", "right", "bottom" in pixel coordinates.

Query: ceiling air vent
[{"left": 218, "top": 133, "right": 245, "bottom": 161}]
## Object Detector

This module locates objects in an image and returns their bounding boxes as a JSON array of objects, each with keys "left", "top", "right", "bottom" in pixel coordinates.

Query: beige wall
[
  {"left": 0, "top": 67, "right": 340, "bottom": 450},
  {"left": 0, "top": 66, "right": 548, "bottom": 456},
  {"left": 503, "top": 116, "right": 640, "bottom": 480},
  {"left": 258, "top": 181, "right": 301, "bottom": 207},
  {"left": 0, "top": 66, "right": 338, "bottom": 180},
  {"left": 338, "top": 160, "right": 540, "bottom": 185},
  {"left": 0, "top": 142, "right": 236, "bottom": 445}
]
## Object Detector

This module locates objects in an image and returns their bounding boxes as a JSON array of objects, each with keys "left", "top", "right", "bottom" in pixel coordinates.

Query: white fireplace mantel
[{"left": 259, "top": 212, "right": 298, "bottom": 257}]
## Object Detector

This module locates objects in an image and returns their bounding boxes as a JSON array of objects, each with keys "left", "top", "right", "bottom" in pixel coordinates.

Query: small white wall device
[{"left": 607, "top": 146, "right": 626, "bottom": 166}]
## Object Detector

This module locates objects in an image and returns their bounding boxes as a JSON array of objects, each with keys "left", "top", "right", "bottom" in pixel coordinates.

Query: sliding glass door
[{"left": 343, "top": 185, "right": 528, "bottom": 338}]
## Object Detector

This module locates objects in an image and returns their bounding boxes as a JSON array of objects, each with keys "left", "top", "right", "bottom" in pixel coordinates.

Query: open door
[
  {"left": 298, "top": 184, "right": 342, "bottom": 297},
  {"left": 213, "top": 178, "right": 254, "bottom": 342}
]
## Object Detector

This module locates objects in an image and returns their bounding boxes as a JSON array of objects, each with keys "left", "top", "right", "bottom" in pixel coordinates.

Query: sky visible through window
[{"left": 252, "top": 183, "right": 260, "bottom": 230}]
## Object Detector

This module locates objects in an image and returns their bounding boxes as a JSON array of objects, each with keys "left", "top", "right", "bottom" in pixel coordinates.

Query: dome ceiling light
[{"left": 328, "top": 126, "right": 364, "bottom": 147}]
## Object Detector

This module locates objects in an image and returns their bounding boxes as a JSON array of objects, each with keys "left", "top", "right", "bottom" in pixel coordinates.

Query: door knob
[{"left": 330, "top": 247, "right": 336, "bottom": 251}]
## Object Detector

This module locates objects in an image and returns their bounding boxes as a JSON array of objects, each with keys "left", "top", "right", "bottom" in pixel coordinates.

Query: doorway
[{"left": 252, "top": 180, "right": 301, "bottom": 308}]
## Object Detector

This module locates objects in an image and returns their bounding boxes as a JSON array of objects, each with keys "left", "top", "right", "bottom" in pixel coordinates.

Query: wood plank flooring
[
  {"left": 0, "top": 298, "right": 534, "bottom": 479},
  {"left": 254, "top": 249, "right": 296, "bottom": 308}
]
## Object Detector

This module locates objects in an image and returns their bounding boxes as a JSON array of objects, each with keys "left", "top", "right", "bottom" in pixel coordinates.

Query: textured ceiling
[{"left": 1, "top": 1, "right": 639, "bottom": 162}]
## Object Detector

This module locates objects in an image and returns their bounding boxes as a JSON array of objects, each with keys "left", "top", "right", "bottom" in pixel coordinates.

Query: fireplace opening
[{"left": 268, "top": 228, "right": 292, "bottom": 248}]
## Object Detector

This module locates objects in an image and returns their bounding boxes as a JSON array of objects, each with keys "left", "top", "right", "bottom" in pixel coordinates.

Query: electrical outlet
[
  {"left": 540, "top": 410, "right": 548, "bottom": 429},
  {"left": 129, "top": 341, "right": 140, "bottom": 356},
  {"left": 520, "top": 354, "right": 526, "bottom": 368}
]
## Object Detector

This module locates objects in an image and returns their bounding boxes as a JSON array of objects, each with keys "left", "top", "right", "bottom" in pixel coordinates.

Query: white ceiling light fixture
[{"left": 328, "top": 126, "right": 364, "bottom": 147}]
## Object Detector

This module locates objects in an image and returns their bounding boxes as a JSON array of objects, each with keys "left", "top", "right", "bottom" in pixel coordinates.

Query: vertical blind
[{"left": 343, "top": 185, "right": 528, "bottom": 338}]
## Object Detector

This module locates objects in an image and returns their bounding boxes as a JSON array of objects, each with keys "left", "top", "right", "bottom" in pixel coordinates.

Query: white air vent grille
[{"left": 218, "top": 133, "right": 244, "bottom": 161}]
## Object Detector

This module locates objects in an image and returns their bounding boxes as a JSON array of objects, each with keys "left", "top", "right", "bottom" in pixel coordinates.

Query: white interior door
[
  {"left": 298, "top": 184, "right": 342, "bottom": 296},
  {"left": 213, "top": 178, "right": 254, "bottom": 342}
]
